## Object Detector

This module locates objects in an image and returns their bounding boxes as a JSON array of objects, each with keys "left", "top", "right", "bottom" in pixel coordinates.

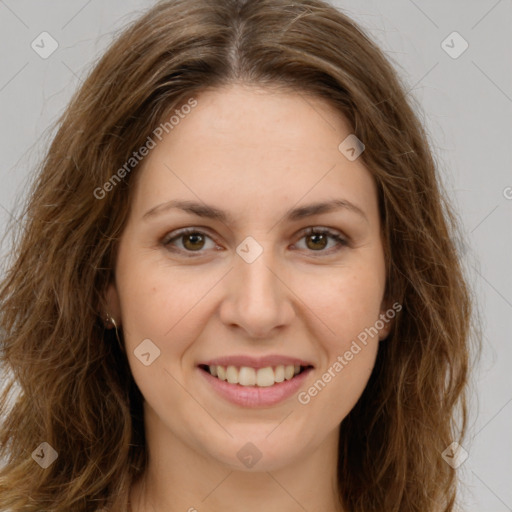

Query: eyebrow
[{"left": 142, "top": 198, "right": 368, "bottom": 224}]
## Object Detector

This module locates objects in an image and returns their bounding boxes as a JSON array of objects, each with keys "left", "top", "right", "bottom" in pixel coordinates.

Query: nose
[{"left": 218, "top": 245, "right": 295, "bottom": 339}]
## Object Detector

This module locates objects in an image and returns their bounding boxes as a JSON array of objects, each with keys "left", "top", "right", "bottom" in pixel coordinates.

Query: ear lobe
[
  {"left": 377, "top": 299, "right": 395, "bottom": 341},
  {"left": 378, "top": 315, "right": 393, "bottom": 341}
]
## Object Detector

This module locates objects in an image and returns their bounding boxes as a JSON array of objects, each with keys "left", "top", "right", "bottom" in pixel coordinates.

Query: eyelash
[{"left": 161, "top": 227, "right": 348, "bottom": 257}]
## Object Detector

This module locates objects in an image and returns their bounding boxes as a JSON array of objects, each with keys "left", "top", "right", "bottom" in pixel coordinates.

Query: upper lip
[{"left": 199, "top": 355, "right": 315, "bottom": 369}]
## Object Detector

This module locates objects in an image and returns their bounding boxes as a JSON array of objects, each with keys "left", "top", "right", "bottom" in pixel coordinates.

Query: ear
[
  {"left": 377, "top": 298, "right": 396, "bottom": 341},
  {"left": 104, "top": 281, "right": 122, "bottom": 327}
]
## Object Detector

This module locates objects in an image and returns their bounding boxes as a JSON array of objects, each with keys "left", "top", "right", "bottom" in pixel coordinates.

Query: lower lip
[{"left": 198, "top": 367, "right": 313, "bottom": 407}]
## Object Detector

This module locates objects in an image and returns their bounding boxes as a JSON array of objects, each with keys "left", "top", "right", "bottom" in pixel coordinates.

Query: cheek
[
  {"left": 116, "top": 251, "right": 216, "bottom": 362},
  {"left": 295, "top": 267, "right": 383, "bottom": 424},
  {"left": 297, "top": 262, "right": 385, "bottom": 341},
  {"left": 114, "top": 246, "right": 161, "bottom": 342}
]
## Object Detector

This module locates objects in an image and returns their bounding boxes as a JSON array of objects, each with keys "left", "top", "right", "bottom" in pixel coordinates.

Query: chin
[{"left": 201, "top": 435, "right": 302, "bottom": 472}]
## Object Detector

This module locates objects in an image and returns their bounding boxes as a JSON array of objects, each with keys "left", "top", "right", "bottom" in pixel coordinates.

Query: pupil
[
  {"left": 182, "top": 233, "right": 328, "bottom": 251},
  {"left": 184, "top": 233, "right": 204, "bottom": 250},
  {"left": 308, "top": 233, "right": 327, "bottom": 250}
]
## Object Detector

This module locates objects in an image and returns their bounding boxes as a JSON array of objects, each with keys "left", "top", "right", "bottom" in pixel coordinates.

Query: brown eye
[
  {"left": 295, "top": 227, "right": 348, "bottom": 254},
  {"left": 163, "top": 229, "right": 217, "bottom": 254},
  {"left": 305, "top": 232, "right": 329, "bottom": 251},
  {"left": 182, "top": 232, "right": 206, "bottom": 251}
]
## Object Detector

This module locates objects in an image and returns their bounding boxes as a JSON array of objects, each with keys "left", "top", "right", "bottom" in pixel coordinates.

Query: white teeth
[
  {"left": 238, "top": 367, "right": 256, "bottom": 386},
  {"left": 216, "top": 366, "right": 226, "bottom": 381},
  {"left": 226, "top": 365, "right": 239, "bottom": 384},
  {"left": 207, "top": 364, "right": 304, "bottom": 387},
  {"left": 284, "top": 365, "right": 295, "bottom": 380},
  {"left": 256, "top": 367, "right": 275, "bottom": 387},
  {"left": 274, "top": 365, "right": 285, "bottom": 383}
]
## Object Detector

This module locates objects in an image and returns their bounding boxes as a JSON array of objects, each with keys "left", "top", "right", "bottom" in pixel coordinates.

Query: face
[{"left": 107, "top": 84, "right": 392, "bottom": 472}]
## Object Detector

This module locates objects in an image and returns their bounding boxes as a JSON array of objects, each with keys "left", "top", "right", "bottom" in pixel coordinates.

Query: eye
[
  {"left": 161, "top": 226, "right": 348, "bottom": 257},
  {"left": 162, "top": 228, "right": 218, "bottom": 255},
  {"left": 294, "top": 227, "right": 348, "bottom": 253}
]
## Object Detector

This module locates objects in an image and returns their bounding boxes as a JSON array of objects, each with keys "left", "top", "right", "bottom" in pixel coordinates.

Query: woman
[{"left": 0, "top": 0, "right": 476, "bottom": 510}]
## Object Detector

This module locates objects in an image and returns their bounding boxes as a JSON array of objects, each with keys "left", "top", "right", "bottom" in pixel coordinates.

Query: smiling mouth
[{"left": 198, "top": 364, "right": 312, "bottom": 387}]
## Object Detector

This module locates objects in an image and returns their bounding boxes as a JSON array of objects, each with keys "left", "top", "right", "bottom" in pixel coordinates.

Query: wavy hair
[{"left": 0, "top": 0, "right": 477, "bottom": 510}]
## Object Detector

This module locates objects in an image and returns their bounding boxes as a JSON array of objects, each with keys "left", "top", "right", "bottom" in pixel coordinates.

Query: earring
[
  {"left": 105, "top": 313, "right": 117, "bottom": 329},
  {"left": 105, "top": 312, "right": 125, "bottom": 353}
]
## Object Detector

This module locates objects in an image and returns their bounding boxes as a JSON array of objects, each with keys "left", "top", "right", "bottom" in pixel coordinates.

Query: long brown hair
[{"left": 0, "top": 0, "right": 478, "bottom": 510}]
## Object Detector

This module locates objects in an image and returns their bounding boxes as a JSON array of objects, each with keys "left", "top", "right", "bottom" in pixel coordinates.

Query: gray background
[{"left": 0, "top": 1, "right": 511, "bottom": 510}]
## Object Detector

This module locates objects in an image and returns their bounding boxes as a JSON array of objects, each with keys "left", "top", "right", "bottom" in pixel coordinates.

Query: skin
[{"left": 106, "top": 84, "right": 392, "bottom": 512}]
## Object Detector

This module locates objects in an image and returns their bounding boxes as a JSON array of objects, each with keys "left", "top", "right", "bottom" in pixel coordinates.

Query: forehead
[{"left": 131, "top": 85, "right": 379, "bottom": 225}]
